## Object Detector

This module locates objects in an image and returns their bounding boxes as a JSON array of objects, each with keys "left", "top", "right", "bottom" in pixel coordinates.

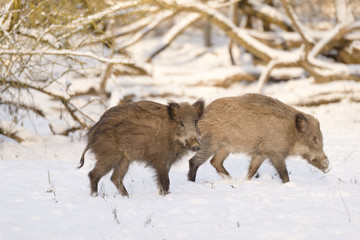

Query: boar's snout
[
  {"left": 191, "top": 145, "right": 201, "bottom": 152},
  {"left": 186, "top": 137, "right": 201, "bottom": 152},
  {"left": 321, "top": 158, "right": 331, "bottom": 173},
  {"left": 306, "top": 154, "right": 331, "bottom": 173},
  {"left": 317, "top": 155, "right": 331, "bottom": 173}
]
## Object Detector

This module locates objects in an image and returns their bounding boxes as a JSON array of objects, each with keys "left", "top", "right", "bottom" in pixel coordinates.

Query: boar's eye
[{"left": 313, "top": 136, "right": 318, "bottom": 144}]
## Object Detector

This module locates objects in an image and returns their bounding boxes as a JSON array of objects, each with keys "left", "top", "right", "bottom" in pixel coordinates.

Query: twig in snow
[
  {"left": 144, "top": 212, "right": 153, "bottom": 227},
  {"left": 113, "top": 208, "right": 121, "bottom": 225},
  {"left": 99, "top": 183, "right": 107, "bottom": 201},
  {"left": 203, "top": 179, "right": 216, "bottom": 189},
  {"left": 47, "top": 170, "right": 58, "bottom": 203},
  {"left": 338, "top": 190, "right": 351, "bottom": 222}
]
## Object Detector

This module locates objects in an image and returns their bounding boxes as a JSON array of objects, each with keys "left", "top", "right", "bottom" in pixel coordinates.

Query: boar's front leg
[
  {"left": 269, "top": 155, "right": 290, "bottom": 183},
  {"left": 154, "top": 164, "right": 170, "bottom": 196},
  {"left": 210, "top": 145, "right": 230, "bottom": 179},
  {"left": 247, "top": 154, "right": 266, "bottom": 180},
  {"left": 188, "top": 149, "right": 214, "bottom": 182},
  {"left": 111, "top": 159, "right": 130, "bottom": 197}
]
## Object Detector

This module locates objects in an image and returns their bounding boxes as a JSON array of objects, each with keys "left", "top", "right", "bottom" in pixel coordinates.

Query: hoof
[
  {"left": 158, "top": 188, "right": 170, "bottom": 196},
  {"left": 121, "top": 191, "right": 130, "bottom": 198}
]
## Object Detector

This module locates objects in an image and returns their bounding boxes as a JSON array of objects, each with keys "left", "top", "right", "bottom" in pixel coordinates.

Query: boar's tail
[{"left": 78, "top": 147, "right": 89, "bottom": 169}]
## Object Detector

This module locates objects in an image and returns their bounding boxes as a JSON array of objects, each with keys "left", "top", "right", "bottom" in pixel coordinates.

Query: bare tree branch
[
  {"left": 281, "top": 0, "right": 314, "bottom": 48},
  {"left": 242, "top": 0, "right": 294, "bottom": 32},
  {"left": 147, "top": 13, "right": 202, "bottom": 62},
  {"left": 120, "top": 10, "right": 176, "bottom": 49},
  {"left": 0, "top": 48, "right": 133, "bottom": 65},
  {"left": 1, "top": 79, "right": 95, "bottom": 129}
]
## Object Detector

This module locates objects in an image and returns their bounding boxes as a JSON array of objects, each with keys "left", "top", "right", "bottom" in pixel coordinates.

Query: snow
[
  {"left": 1, "top": 17, "right": 360, "bottom": 240},
  {"left": 1, "top": 131, "right": 360, "bottom": 239}
]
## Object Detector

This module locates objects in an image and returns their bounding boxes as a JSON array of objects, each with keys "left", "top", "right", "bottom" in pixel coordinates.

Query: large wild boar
[
  {"left": 188, "top": 94, "right": 330, "bottom": 183},
  {"left": 78, "top": 99, "right": 204, "bottom": 196}
]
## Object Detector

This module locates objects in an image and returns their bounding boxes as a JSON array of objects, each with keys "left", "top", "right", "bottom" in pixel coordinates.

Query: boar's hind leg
[
  {"left": 269, "top": 156, "right": 290, "bottom": 183},
  {"left": 188, "top": 149, "right": 214, "bottom": 182},
  {"left": 247, "top": 155, "right": 266, "bottom": 180},
  {"left": 210, "top": 146, "right": 230, "bottom": 179},
  {"left": 88, "top": 162, "right": 113, "bottom": 197},
  {"left": 111, "top": 159, "right": 130, "bottom": 197}
]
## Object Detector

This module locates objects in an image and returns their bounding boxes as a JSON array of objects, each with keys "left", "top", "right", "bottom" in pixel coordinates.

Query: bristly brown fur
[
  {"left": 79, "top": 99, "right": 204, "bottom": 196},
  {"left": 188, "top": 93, "right": 329, "bottom": 183}
]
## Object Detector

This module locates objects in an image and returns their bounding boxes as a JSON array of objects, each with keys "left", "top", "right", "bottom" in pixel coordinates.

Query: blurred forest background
[{"left": 1, "top": 0, "right": 360, "bottom": 142}]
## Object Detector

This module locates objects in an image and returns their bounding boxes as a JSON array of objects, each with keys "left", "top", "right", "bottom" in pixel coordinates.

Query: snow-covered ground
[{"left": 1, "top": 30, "right": 360, "bottom": 239}]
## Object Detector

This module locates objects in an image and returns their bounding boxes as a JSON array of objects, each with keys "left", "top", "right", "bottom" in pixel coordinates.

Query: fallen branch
[
  {"left": 148, "top": 0, "right": 291, "bottom": 62},
  {"left": 256, "top": 57, "right": 301, "bottom": 93},
  {"left": 292, "top": 89, "right": 360, "bottom": 107},
  {"left": 308, "top": 21, "right": 357, "bottom": 59},
  {"left": 243, "top": 0, "right": 294, "bottom": 32}
]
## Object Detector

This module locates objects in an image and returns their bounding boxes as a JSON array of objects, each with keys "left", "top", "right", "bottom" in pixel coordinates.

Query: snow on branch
[
  {"left": 53, "top": 1, "right": 141, "bottom": 33},
  {"left": 151, "top": 0, "right": 292, "bottom": 61},
  {"left": 245, "top": 0, "right": 293, "bottom": 31},
  {"left": 0, "top": 48, "right": 133, "bottom": 65},
  {"left": 137, "top": 0, "right": 360, "bottom": 90},
  {"left": 25, "top": 1, "right": 142, "bottom": 49},
  {"left": 256, "top": 49, "right": 303, "bottom": 93},
  {"left": 308, "top": 21, "right": 354, "bottom": 60}
]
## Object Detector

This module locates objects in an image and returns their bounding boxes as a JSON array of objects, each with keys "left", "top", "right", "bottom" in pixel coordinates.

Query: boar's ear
[
  {"left": 295, "top": 113, "right": 307, "bottom": 133},
  {"left": 193, "top": 99, "right": 205, "bottom": 119},
  {"left": 168, "top": 102, "right": 180, "bottom": 121}
]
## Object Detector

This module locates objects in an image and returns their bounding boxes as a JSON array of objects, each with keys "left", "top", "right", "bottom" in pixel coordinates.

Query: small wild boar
[
  {"left": 188, "top": 93, "right": 330, "bottom": 183},
  {"left": 79, "top": 99, "right": 204, "bottom": 196}
]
